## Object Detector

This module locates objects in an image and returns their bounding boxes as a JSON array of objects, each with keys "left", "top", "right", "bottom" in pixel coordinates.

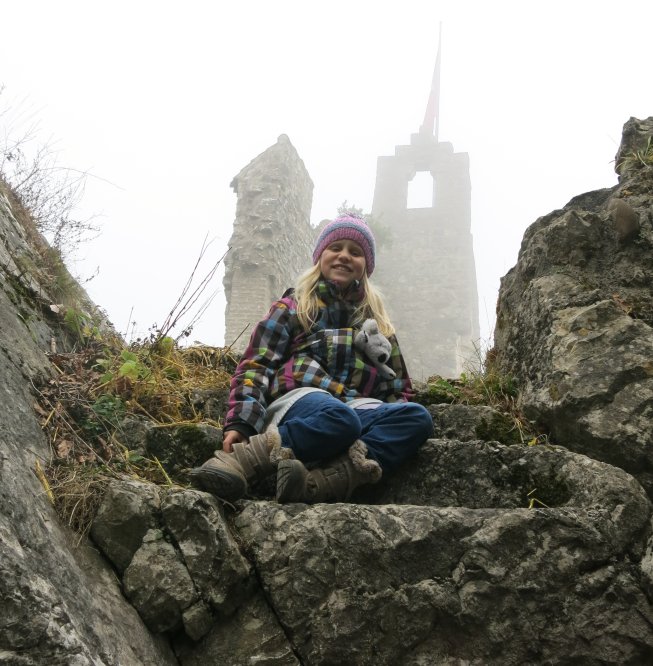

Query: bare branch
[{"left": 154, "top": 242, "right": 229, "bottom": 344}]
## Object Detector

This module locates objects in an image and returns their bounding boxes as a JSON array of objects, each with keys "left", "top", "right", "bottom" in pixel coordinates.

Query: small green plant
[
  {"left": 462, "top": 344, "right": 519, "bottom": 403},
  {"left": 526, "top": 434, "right": 551, "bottom": 447},
  {"left": 424, "top": 376, "right": 463, "bottom": 403},
  {"left": 91, "top": 394, "right": 126, "bottom": 424},
  {"left": 618, "top": 136, "right": 653, "bottom": 172},
  {"left": 420, "top": 355, "right": 518, "bottom": 408},
  {"left": 95, "top": 339, "right": 175, "bottom": 387},
  {"left": 80, "top": 395, "right": 126, "bottom": 439},
  {"left": 64, "top": 306, "right": 102, "bottom": 345},
  {"left": 633, "top": 136, "right": 653, "bottom": 168},
  {"left": 415, "top": 342, "right": 547, "bottom": 446},
  {"left": 116, "top": 349, "right": 152, "bottom": 382}
]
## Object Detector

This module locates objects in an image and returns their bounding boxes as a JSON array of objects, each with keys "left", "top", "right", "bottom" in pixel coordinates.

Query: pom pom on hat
[{"left": 313, "top": 214, "right": 376, "bottom": 276}]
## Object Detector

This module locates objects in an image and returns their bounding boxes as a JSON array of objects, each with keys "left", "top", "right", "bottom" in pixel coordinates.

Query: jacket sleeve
[
  {"left": 223, "top": 298, "right": 296, "bottom": 434},
  {"left": 376, "top": 334, "right": 415, "bottom": 402}
]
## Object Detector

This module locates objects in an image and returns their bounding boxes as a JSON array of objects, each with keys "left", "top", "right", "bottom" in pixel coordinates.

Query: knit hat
[{"left": 313, "top": 214, "right": 376, "bottom": 276}]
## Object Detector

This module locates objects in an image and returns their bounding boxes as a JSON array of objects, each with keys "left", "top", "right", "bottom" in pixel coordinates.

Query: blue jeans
[{"left": 277, "top": 392, "right": 433, "bottom": 472}]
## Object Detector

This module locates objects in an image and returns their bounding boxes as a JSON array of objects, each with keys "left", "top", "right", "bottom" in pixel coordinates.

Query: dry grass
[
  {"left": 1, "top": 131, "right": 231, "bottom": 536},
  {"left": 618, "top": 136, "right": 653, "bottom": 173},
  {"left": 415, "top": 347, "right": 542, "bottom": 446},
  {"left": 34, "top": 336, "right": 236, "bottom": 537}
]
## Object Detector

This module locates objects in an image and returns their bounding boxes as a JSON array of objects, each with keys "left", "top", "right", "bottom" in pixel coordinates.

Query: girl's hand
[{"left": 223, "top": 430, "right": 248, "bottom": 453}]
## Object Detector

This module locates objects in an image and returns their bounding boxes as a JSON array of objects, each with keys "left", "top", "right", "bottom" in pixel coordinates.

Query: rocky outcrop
[
  {"left": 494, "top": 116, "right": 653, "bottom": 497},
  {"left": 236, "top": 442, "right": 653, "bottom": 665},
  {"left": 425, "top": 403, "right": 522, "bottom": 445},
  {"left": 92, "top": 483, "right": 254, "bottom": 639},
  {"left": 0, "top": 189, "right": 177, "bottom": 665},
  {"left": 615, "top": 116, "right": 653, "bottom": 179},
  {"left": 90, "top": 440, "right": 653, "bottom": 664}
]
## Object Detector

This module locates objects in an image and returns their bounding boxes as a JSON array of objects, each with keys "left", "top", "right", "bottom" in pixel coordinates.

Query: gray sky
[{"left": 1, "top": 0, "right": 651, "bottom": 350}]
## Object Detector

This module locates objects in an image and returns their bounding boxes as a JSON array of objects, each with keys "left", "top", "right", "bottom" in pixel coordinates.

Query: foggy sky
[{"left": 1, "top": 0, "right": 651, "bottom": 357}]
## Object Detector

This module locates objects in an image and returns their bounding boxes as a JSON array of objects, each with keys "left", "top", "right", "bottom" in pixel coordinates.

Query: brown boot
[
  {"left": 190, "top": 426, "right": 293, "bottom": 501},
  {"left": 276, "top": 440, "right": 382, "bottom": 504}
]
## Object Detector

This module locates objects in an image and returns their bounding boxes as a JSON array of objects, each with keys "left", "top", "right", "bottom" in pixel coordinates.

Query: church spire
[{"left": 420, "top": 22, "right": 442, "bottom": 139}]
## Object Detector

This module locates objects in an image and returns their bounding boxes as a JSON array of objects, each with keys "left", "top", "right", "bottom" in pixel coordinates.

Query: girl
[{"left": 191, "top": 214, "right": 433, "bottom": 502}]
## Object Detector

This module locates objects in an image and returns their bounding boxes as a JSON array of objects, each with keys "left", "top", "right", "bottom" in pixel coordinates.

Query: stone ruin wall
[
  {"left": 372, "top": 133, "right": 480, "bottom": 379},
  {"left": 223, "top": 132, "right": 479, "bottom": 379},
  {"left": 223, "top": 135, "right": 314, "bottom": 352}
]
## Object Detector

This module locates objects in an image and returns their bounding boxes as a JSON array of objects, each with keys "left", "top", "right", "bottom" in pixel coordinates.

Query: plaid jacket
[{"left": 224, "top": 281, "right": 414, "bottom": 435}]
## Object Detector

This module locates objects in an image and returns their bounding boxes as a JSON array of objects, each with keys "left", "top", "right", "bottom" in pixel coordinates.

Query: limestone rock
[
  {"left": 161, "top": 489, "right": 253, "bottom": 615},
  {"left": 176, "top": 592, "right": 300, "bottom": 665},
  {"left": 181, "top": 600, "right": 214, "bottom": 642},
  {"left": 91, "top": 484, "right": 254, "bottom": 641},
  {"left": 607, "top": 196, "right": 640, "bottom": 242},
  {"left": 494, "top": 117, "right": 653, "bottom": 496},
  {"left": 615, "top": 116, "right": 653, "bottom": 179},
  {"left": 0, "top": 187, "right": 176, "bottom": 664},
  {"left": 235, "top": 439, "right": 653, "bottom": 665},
  {"left": 123, "top": 529, "right": 198, "bottom": 634},
  {"left": 639, "top": 520, "right": 653, "bottom": 600},
  {"left": 428, "top": 403, "right": 521, "bottom": 444},
  {"left": 114, "top": 414, "right": 154, "bottom": 455},
  {"left": 145, "top": 422, "right": 221, "bottom": 477},
  {"left": 91, "top": 479, "right": 161, "bottom": 573},
  {"left": 188, "top": 386, "right": 229, "bottom": 422}
]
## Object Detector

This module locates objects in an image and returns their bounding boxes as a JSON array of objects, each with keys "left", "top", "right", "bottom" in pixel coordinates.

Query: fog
[{"left": 1, "top": 0, "right": 651, "bottom": 348}]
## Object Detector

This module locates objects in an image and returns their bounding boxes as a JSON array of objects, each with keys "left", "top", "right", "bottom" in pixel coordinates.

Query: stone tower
[
  {"left": 223, "top": 135, "right": 314, "bottom": 351},
  {"left": 371, "top": 37, "right": 479, "bottom": 379}
]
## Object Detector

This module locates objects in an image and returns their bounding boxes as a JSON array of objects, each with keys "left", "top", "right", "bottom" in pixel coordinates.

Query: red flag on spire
[{"left": 420, "top": 23, "right": 442, "bottom": 138}]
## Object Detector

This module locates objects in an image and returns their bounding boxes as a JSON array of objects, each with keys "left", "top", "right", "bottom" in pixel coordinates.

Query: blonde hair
[{"left": 295, "top": 264, "right": 395, "bottom": 337}]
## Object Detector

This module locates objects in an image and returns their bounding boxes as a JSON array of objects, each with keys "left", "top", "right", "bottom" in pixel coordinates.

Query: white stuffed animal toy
[{"left": 354, "top": 319, "right": 396, "bottom": 379}]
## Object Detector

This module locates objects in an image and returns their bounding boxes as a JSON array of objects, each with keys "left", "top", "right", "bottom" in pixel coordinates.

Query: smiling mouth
[{"left": 332, "top": 265, "right": 351, "bottom": 272}]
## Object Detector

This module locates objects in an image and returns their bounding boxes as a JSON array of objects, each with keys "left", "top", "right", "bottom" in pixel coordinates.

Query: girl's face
[{"left": 319, "top": 239, "right": 366, "bottom": 288}]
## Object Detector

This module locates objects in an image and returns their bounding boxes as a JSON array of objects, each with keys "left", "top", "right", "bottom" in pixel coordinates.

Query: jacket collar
[{"left": 317, "top": 278, "right": 365, "bottom": 303}]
